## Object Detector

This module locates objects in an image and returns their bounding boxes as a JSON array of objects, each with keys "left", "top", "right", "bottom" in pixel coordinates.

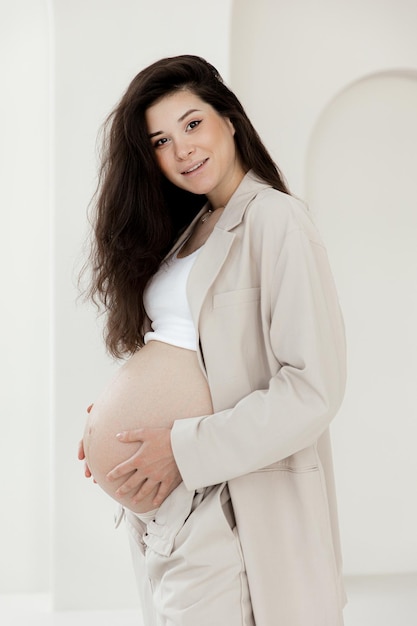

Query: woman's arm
[{"left": 171, "top": 226, "right": 346, "bottom": 489}]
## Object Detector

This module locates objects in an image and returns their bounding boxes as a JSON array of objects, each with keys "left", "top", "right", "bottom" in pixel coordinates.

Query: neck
[
  {"left": 200, "top": 205, "right": 224, "bottom": 223},
  {"left": 206, "top": 164, "right": 247, "bottom": 209}
]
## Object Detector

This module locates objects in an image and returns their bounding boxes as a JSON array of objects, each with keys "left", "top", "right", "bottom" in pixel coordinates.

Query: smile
[{"left": 181, "top": 159, "right": 208, "bottom": 175}]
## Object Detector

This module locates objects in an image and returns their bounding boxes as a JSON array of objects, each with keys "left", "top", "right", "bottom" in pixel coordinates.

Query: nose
[{"left": 175, "top": 139, "right": 194, "bottom": 160}]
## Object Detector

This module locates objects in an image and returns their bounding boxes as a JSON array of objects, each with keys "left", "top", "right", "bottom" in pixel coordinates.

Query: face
[{"left": 145, "top": 89, "right": 245, "bottom": 208}]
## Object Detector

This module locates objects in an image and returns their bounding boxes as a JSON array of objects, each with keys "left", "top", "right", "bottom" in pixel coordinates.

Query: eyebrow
[
  {"left": 178, "top": 108, "right": 201, "bottom": 122},
  {"left": 148, "top": 108, "right": 202, "bottom": 138}
]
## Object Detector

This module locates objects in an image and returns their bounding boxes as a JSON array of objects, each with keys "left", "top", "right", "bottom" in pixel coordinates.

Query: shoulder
[{"left": 245, "top": 187, "right": 323, "bottom": 247}]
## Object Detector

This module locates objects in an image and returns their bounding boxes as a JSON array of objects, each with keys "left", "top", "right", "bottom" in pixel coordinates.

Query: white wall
[
  {"left": 230, "top": 0, "right": 417, "bottom": 576},
  {"left": 0, "top": 0, "right": 50, "bottom": 593}
]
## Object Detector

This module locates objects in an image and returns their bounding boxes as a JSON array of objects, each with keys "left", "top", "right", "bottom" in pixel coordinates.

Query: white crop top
[{"left": 143, "top": 247, "right": 202, "bottom": 351}]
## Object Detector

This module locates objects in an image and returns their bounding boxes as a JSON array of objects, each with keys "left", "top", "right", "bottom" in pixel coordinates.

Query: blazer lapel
[
  {"left": 186, "top": 171, "right": 271, "bottom": 369},
  {"left": 167, "top": 169, "right": 268, "bottom": 260},
  {"left": 187, "top": 227, "right": 236, "bottom": 326}
]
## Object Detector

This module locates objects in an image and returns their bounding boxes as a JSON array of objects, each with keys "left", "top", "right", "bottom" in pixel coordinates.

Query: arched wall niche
[
  {"left": 230, "top": 0, "right": 417, "bottom": 576},
  {"left": 305, "top": 66, "right": 417, "bottom": 166},
  {"left": 305, "top": 69, "right": 417, "bottom": 575},
  {"left": 303, "top": 66, "right": 417, "bottom": 202},
  {"left": 230, "top": 0, "right": 417, "bottom": 195}
]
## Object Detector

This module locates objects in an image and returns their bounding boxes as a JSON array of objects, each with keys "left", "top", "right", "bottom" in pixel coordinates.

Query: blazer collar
[
  {"left": 167, "top": 169, "right": 271, "bottom": 259},
  {"left": 215, "top": 169, "right": 272, "bottom": 232}
]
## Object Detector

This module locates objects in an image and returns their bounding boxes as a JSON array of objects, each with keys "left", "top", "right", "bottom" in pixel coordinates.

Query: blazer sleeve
[{"left": 171, "top": 221, "right": 347, "bottom": 491}]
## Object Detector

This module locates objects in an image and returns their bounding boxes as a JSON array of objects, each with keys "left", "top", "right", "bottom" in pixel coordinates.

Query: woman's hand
[{"left": 107, "top": 428, "right": 182, "bottom": 507}]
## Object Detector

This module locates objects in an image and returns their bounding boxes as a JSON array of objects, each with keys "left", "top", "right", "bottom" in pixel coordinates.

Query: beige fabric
[
  {"left": 168, "top": 171, "right": 347, "bottom": 625},
  {"left": 125, "top": 483, "right": 255, "bottom": 626}
]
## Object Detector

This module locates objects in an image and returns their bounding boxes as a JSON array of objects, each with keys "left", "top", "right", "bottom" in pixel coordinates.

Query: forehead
[{"left": 145, "top": 90, "right": 211, "bottom": 126}]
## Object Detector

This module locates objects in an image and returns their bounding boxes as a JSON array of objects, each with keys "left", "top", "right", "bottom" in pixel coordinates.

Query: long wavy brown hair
[{"left": 84, "top": 55, "right": 290, "bottom": 358}]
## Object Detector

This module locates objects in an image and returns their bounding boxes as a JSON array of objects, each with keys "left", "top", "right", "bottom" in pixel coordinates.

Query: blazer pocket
[
  {"left": 255, "top": 459, "right": 319, "bottom": 474},
  {"left": 255, "top": 447, "right": 321, "bottom": 474},
  {"left": 213, "top": 287, "right": 260, "bottom": 309}
]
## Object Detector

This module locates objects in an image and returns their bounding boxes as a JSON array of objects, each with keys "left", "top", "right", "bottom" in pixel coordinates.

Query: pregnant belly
[{"left": 83, "top": 341, "right": 213, "bottom": 512}]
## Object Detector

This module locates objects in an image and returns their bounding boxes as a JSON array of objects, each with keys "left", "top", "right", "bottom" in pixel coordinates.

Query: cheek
[
  {"left": 215, "top": 125, "right": 237, "bottom": 158},
  {"left": 218, "top": 135, "right": 237, "bottom": 165},
  {"left": 155, "top": 152, "right": 173, "bottom": 180}
]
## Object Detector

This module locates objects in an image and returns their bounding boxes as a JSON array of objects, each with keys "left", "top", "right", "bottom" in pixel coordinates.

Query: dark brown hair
[{"left": 85, "top": 54, "right": 290, "bottom": 358}]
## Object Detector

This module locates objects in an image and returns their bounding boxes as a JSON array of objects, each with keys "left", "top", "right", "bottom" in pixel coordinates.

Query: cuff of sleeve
[{"left": 171, "top": 415, "right": 212, "bottom": 491}]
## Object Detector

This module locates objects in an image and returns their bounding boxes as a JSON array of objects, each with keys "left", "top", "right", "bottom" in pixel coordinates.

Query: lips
[{"left": 181, "top": 158, "right": 208, "bottom": 175}]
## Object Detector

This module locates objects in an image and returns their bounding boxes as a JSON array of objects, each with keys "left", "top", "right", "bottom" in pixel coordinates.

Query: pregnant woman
[{"left": 78, "top": 55, "right": 347, "bottom": 626}]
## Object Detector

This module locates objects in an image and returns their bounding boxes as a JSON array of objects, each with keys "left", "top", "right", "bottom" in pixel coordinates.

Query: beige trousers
[{"left": 123, "top": 482, "right": 255, "bottom": 626}]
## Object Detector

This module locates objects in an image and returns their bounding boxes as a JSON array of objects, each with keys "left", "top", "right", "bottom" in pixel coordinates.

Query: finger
[
  {"left": 115, "top": 472, "right": 146, "bottom": 497},
  {"left": 131, "top": 479, "right": 160, "bottom": 504},
  {"left": 152, "top": 479, "right": 179, "bottom": 507},
  {"left": 84, "top": 462, "right": 92, "bottom": 478},
  {"left": 116, "top": 429, "right": 145, "bottom": 443},
  {"left": 107, "top": 456, "right": 141, "bottom": 481},
  {"left": 77, "top": 439, "right": 85, "bottom": 460}
]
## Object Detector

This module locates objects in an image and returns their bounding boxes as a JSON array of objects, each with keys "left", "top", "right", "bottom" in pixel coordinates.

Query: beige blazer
[{"left": 170, "top": 171, "right": 347, "bottom": 626}]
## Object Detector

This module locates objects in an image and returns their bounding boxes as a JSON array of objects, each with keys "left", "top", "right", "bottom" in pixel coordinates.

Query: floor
[{"left": 1, "top": 574, "right": 416, "bottom": 625}]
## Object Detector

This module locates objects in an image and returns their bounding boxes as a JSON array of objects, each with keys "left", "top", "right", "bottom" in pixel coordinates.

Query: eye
[
  {"left": 186, "top": 120, "right": 201, "bottom": 131},
  {"left": 153, "top": 136, "right": 169, "bottom": 148}
]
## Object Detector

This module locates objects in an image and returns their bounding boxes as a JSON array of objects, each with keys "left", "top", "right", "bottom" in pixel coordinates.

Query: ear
[{"left": 225, "top": 117, "right": 236, "bottom": 136}]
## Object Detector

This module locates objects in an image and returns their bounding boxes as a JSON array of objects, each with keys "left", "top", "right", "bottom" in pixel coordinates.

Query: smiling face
[{"left": 145, "top": 89, "right": 246, "bottom": 208}]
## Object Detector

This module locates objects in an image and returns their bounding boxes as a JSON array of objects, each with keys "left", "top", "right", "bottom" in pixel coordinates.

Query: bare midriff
[{"left": 83, "top": 341, "right": 213, "bottom": 513}]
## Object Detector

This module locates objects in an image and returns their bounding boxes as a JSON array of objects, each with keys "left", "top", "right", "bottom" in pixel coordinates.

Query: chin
[{"left": 185, "top": 179, "right": 216, "bottom": 197}]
